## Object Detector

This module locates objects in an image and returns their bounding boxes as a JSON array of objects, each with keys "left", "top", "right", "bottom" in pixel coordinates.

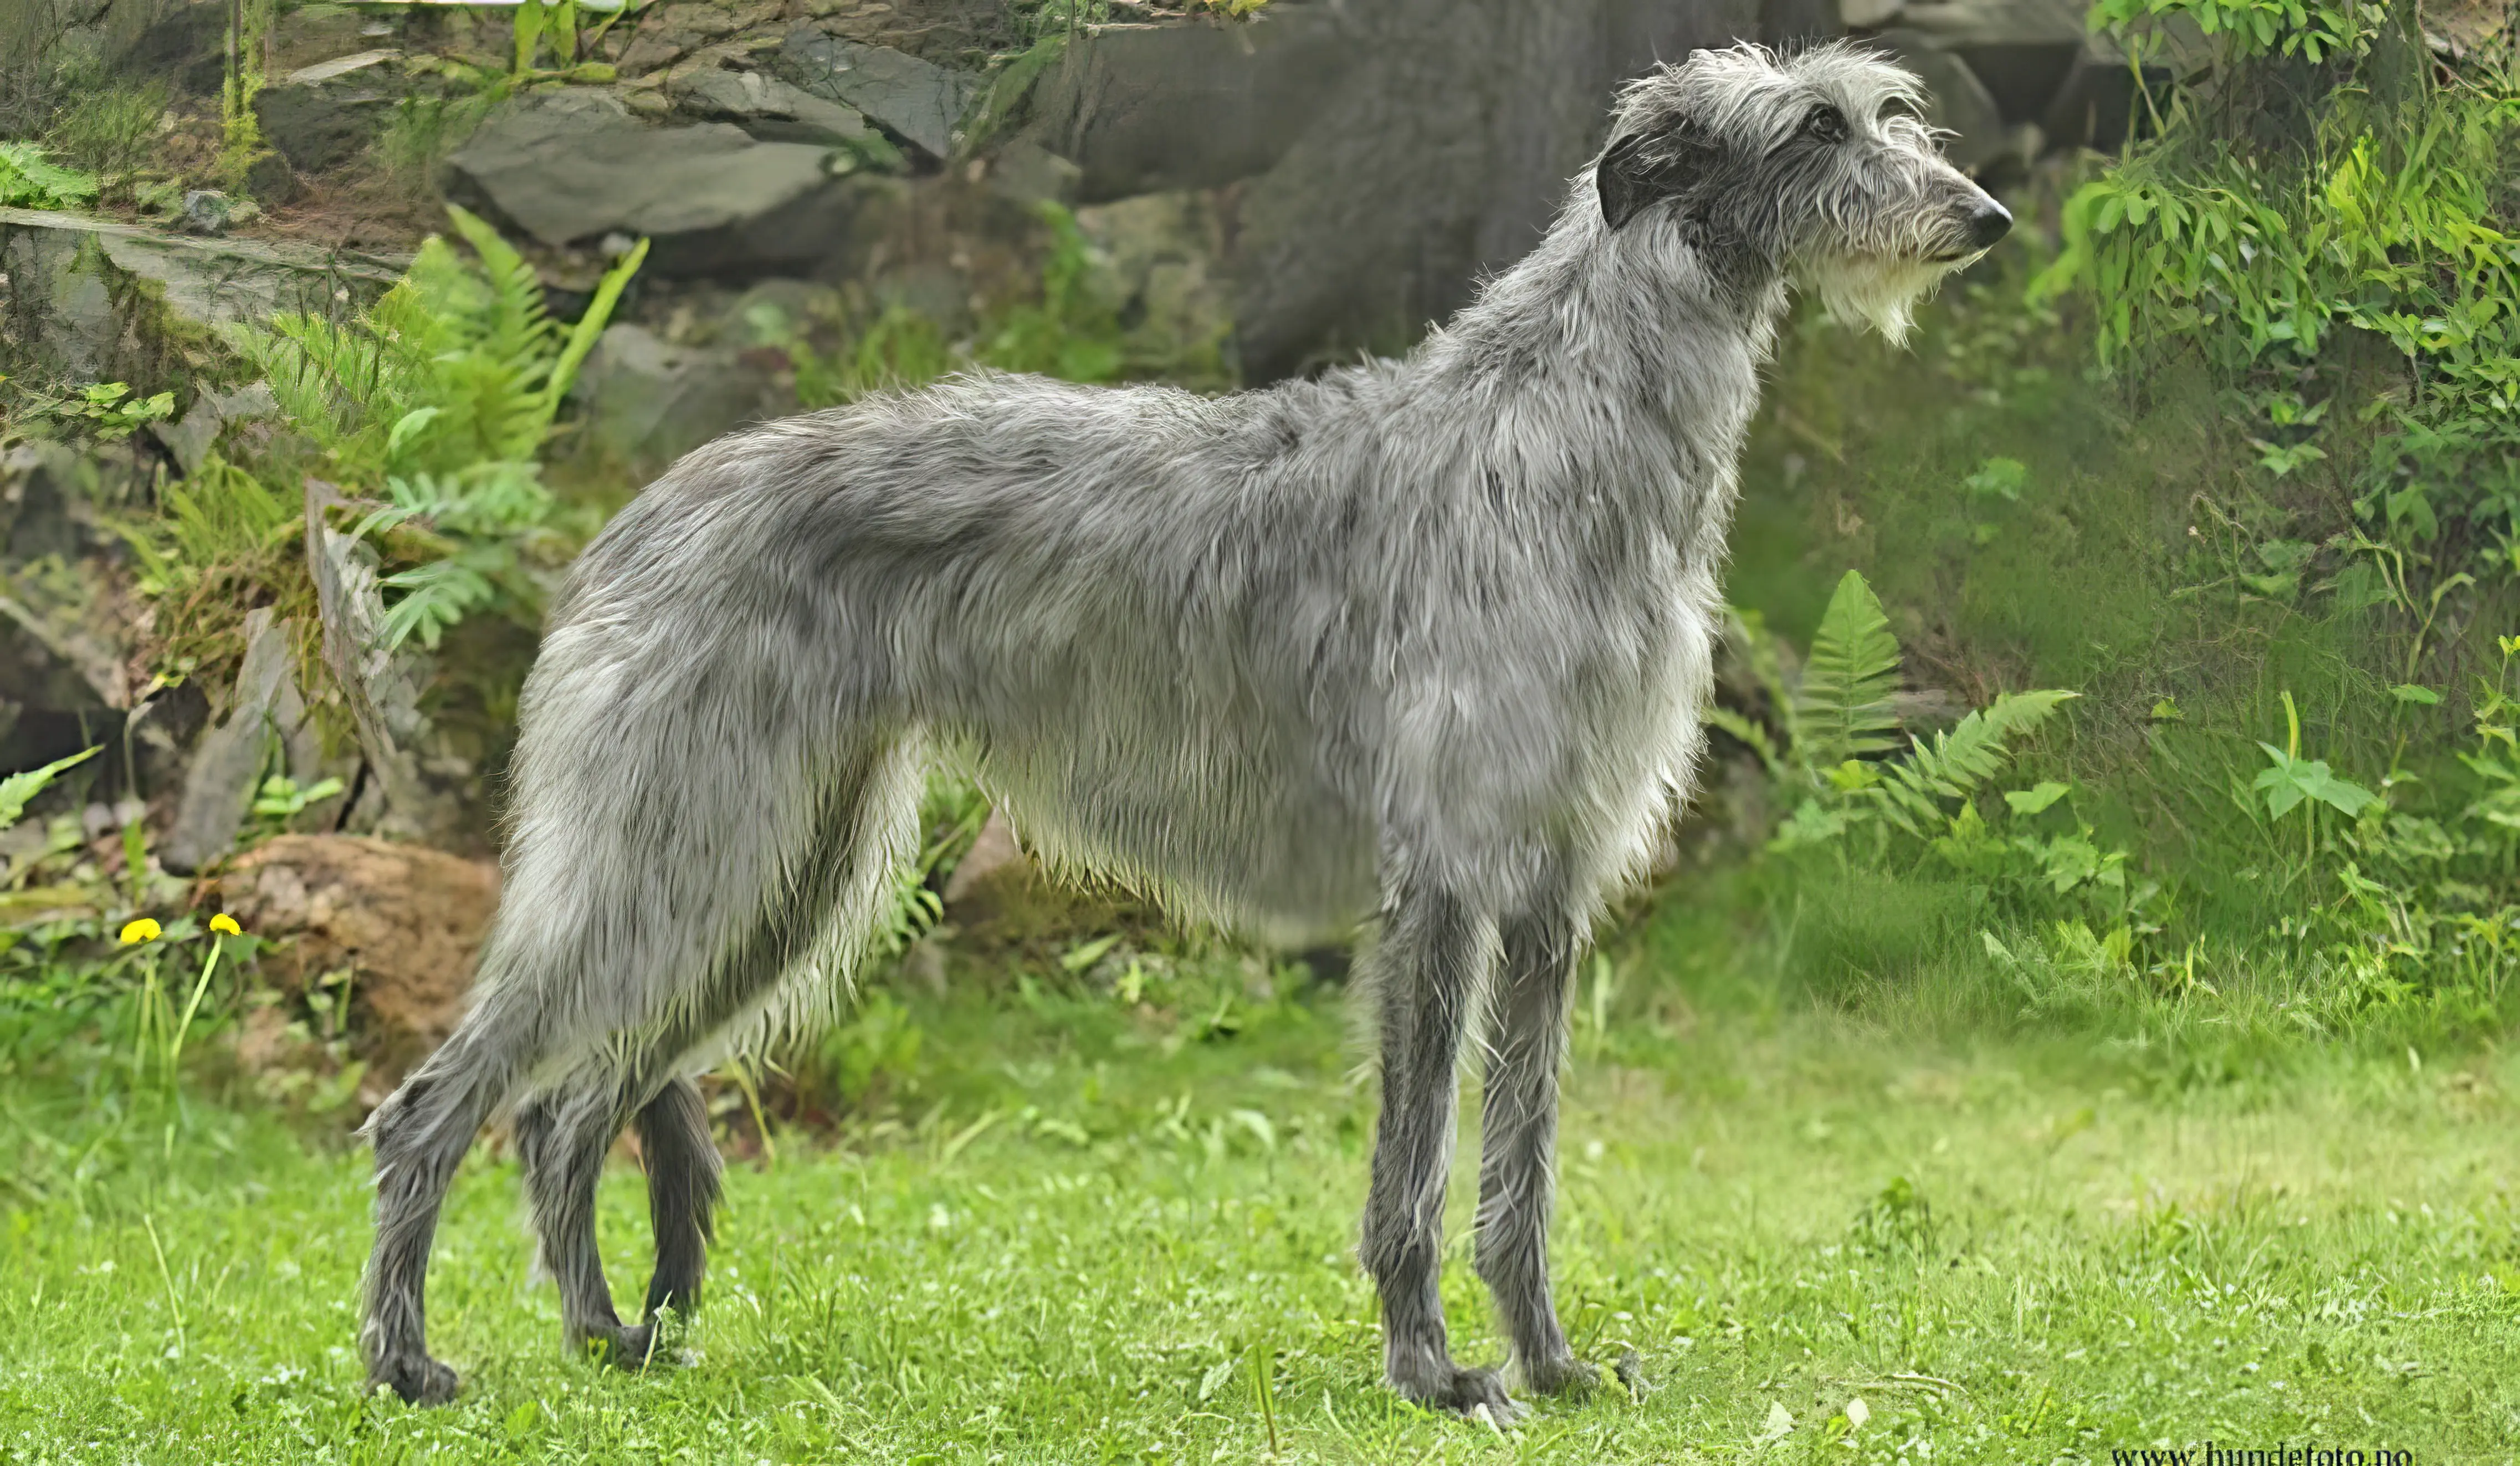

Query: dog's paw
[
  {"left": 1392, "top": 1361, "right": 1522, "bottom": 1423},
  {"left": 582, "top": 1322, "right": 665, "bottom": 1372},
  {"left": 1522, "top": 1352, "right": 1601, "bottom": 1397},
  {"left": 1614, "top": 1348, "right": 1652, "bottom": 1399},
  {"left": 367, "top": 1353, "right": 460, "bottom": 1406}
]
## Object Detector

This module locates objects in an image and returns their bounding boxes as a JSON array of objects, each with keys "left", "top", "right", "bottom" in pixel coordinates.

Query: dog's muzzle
[{"left": 1963, "top": 199, "right": 2011, "bottom": 251}]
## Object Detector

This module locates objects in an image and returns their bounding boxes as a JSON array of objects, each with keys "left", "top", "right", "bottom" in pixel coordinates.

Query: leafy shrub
[
  {"left": 2037, "top": 0, "right": 2518, "bottom": 605},
  {"left": 0, "top": 141, "right": 97, "bottom": 208}
]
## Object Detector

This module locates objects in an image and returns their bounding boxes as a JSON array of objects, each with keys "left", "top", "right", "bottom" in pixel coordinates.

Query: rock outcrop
[
  {"left": 778, "top": 24, "right": 978, "bottom": 161},
  {"left": 0, "top": 206, "right": 402, "bottom": 381},
  {"left": 440, "top": 89, "right": 872, "bottom": 277}
]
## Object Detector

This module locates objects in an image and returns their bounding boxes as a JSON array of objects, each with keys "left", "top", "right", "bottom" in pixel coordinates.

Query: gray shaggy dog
[{"left": 360, "top": 40, "right": 2008, "bottom": 1416}]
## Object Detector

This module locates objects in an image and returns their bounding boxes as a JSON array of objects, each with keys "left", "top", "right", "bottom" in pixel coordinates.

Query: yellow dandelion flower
[
  {"left": 209, "top": 913, "right": 243, "bottom": 936},
  {"left": 119, "top": 917, "right": 162, "bottom": 945}
]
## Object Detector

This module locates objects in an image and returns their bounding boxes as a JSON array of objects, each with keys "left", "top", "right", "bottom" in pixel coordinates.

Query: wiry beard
[{"left": 1803, "top": 252, "right": 1970, "bottom": 348}]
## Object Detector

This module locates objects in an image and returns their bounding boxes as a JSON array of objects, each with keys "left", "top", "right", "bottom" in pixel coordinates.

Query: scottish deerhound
[{"left": 360, "top": 42, "right": 2007, "bottom": 1416}]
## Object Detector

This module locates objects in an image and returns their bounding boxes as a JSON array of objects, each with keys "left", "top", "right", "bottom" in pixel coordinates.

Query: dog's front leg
[
  {"left": 1359, "top": 884, "right": 1517, "bottom": 1420},
  {"left": 1474, "top": 912, "right": 1598, "bottom": 1396}
]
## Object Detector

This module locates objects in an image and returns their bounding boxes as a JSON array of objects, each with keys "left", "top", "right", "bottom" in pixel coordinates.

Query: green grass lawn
[{"left": 5, "top": 966, "right": 2519, "bottom": 1464}]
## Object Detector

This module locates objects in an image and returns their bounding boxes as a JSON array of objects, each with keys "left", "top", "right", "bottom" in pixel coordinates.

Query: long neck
[{"left": 1396, "top": 193, "right": 1790, "bottom": 554}]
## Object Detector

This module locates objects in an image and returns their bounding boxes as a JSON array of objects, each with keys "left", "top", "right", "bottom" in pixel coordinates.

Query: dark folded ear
[{"left": 1596, "top": 121, "right": 1721, "bottom": 230}]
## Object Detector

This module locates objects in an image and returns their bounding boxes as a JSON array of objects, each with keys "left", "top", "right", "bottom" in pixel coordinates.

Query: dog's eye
[{"left": 1803, "top": 106, "right": 1848, "bottom": 144}]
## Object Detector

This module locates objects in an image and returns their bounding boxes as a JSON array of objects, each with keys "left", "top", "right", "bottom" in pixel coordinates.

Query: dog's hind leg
[
  {"left": 631, "top": 1076, "right": 720, "bottom": 1331},
  {"left": 1474, "top": 910, "right": 1597, "bottom": 1396},
  {"left": 513, "top": 1065, "right": 651, "bottom": 1366},
  {"left": 362, "top": 675, "right": 917, "bottom": 1403},
  {"left": 361, "top": 995, "right": 552, "bottom": 1405},
  {"left": 506, "top": 734, "right": 920, "bottom": 1377},
  {"left": 513, "top": 1067, "right": 718, "bottom": 1370},
  {"left": 1359, "top": 883, "right": 1517, "bottom": 1420}
]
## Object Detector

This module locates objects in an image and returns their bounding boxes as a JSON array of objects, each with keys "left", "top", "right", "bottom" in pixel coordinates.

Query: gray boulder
[
  {"left": 150, "top": 381, "right": 279, "bottom": 478},
  {"left": 180, "top": 190, "right": 259, "bottom": 236},
  {"left": 0, "top": 441, "right": 141, "bottom": 780},
  {"left": 778, "top": 27, "right": 977, "bottom": 161},
  {"left": 161, "top": 607, "right": 324, "bottom": 876},
  {"left": 674, "top": 66, "right": 877, "bottom": 149},
  {"left": 441, "top": 90, "right": 864, "bottom": 277}
]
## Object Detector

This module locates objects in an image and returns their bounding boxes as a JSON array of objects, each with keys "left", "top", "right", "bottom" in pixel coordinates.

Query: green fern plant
[
  {"left": 1872, "top": 691, "right": 2079, "bottom": 837},
  {"left": 220, "top": 205, "right": 648, "bottom": 650},
  {"left": 1759, "top": 569, "right": 2078, "bottom": 852},
  {"left": 346, "top": 463, "right": 559, "bottom": 650},
  {"left": 1793, "top": 569, "right": 1905, "bottom": 780},
  {"left": 231, "top": 206, "right": 646, "bottom": 482},
  {"left": 0, "top": 142, "right": 99, "bottom": 209}
]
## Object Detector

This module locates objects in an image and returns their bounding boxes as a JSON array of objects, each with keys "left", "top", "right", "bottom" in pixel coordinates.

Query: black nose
[{"left": 1965, "top": 199, "right": 2012, "bottom": 249}]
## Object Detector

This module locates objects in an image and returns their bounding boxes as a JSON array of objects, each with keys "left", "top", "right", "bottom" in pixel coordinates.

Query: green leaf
[
  {"left": 1963, "top": 457, "right": 2027, "bottom": 503},
  {"left": 545, "top": 235, "right": 649, "bottom": 422},
  {"left": 386, "top": 406, "right": 443, "bottom": 462},
  {"left": 2254, "top": 744, "right": 2379, "bottom": 819},
  {"left": 0, "top": 746, "right": 100, "bottom": 831},
  {"left": 1059, "top": 933, "right": 1121, "bottom": 973},
  {"left": 1794, "top": 570, "right": 1904, "bottom": 774},
  {"left": 2005, "top": 781, "right": 2072, "bottom": 816},
  {"left": 2389, "top": 683, "right": 2441, "bottom": 705}
]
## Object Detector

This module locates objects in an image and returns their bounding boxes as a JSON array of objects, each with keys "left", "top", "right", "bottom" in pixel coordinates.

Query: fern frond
[
  {"left": 1706, "top": 706, "right": 1786, "bottom": 779},
  {"left": 226, "top": 315, "right": 361, "bottom": 445},
  {"left": 1874, "top": 690, "right": 2079, "bottom": 835},
  {"left": 444, "top": 203, "right": 556, "bottom": 379},
  {"left": 378, "top": 554, "right": 501, "bottom": 650},
  {"left": 1794, "top": 569, "right": 1904, "bottom": 775}
]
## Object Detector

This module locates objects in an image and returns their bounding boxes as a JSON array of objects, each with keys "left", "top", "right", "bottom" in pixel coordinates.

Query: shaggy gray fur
[{"left": 358, "top": 41, "right": 2006, "bottom": 1414}]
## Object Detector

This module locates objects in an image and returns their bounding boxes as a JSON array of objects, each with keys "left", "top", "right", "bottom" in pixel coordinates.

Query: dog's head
[{"left": 1594, "top": 42, "right": 2009, "bottom": 344}]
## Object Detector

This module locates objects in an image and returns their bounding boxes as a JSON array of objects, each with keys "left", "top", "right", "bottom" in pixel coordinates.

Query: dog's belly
[{"left": 972, "top": 722, "right": 1381, "bottom": 946}]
